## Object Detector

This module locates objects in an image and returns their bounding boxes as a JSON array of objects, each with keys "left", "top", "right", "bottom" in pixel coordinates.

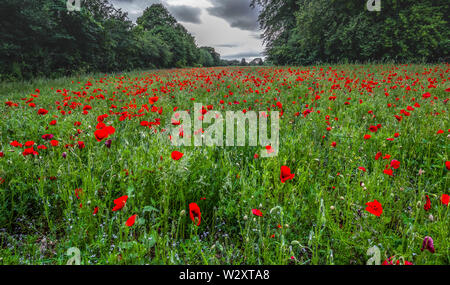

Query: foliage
[
  {"left": 252, "top": 0, "right": 449, "bottom": 65},
  {"left": 0, "top": 0, "right": 221, "bottom": 81}
]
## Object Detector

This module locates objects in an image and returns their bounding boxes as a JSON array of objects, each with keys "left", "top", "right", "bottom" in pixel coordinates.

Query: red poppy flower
[
  {"left": 37, "top": 108, "right": 48, "bottom": 115},
  {"left": 440, "top": 194, "right": 449, "bottom": 206},
  {"left": 390, "top": 159, "right": 400, "bottom": 169},
  {"left": 105, "top": 126, "right": 115, "bottom": 135},
  {"left": 149, "top": 96, "right": 159, "bottom": 104},
  {"left": 77, "top": 141, "right": 85, "bottom": 149},
  {"left": 280, "top": 165, "right": 295, "bottom": 183},
  {"left": 252, "top": 209, "right": 263, "bottom": 217},
  {"left": 171, "top": 151, "right": 184, "bottom": 160},
  {"left": 42, "top": 134, "right": 54, "bottom": 140},
  {"left": 331, "top": 142, "right": 337, "bottom": 147},
  {"left": 369, "top": 126, "right": 378, "bottom": 132},
  {"left": 22, "top": 147, "right": 38, "bottom": 156},
  {"left": 422, "top": 92, "right": 431, "bottom": 99},
  {"left": 96, "top": 122, "right": 106, "bottom": 130},
  {"left": 94, "top": 128, "right": 109, "bottom": 142},
  {"left": 93, "top": 206, "right": 99, "bottom": 215},
  {"left": 189, "top": 202, "right": 201, "bottom": 226},
  {"left": 125, "top": 214, "right": 137, "bottom": 227},
  {"left": 50, "top": 140, "right": 59, "bottom": 147},
  {"left": 383, "top": 169, "right": 393, "bottom": 176},
  {"left": 358, "top": 167, "right": 366, "bottom": 172},
  {"left": 364, "top": 134, "right": 371, "bottom": 140},
  {"left": 112, "top": 195, "right": 128, "bottom": 211},
  {"left": 446, "top": 161, "right": 450, "bottom": 170},
  {"left": 82, "top": 105, "right": 92, "bottom": 111},
  {"left": 365, "top": 199, "right": 383, "bottom": 217},
  {"left": 10, "top": 141, "right": 22, "bottom": 147},
  {"left": 375, "top": 152, "right": 382, "bottom": 160},
  {"left": 424, "top": 195, "right": 431, "bottom": 211}
]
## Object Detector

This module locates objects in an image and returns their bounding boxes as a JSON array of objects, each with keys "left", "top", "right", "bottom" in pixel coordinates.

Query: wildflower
[
  {"left": 390, "top": 159, "right": 400, "bottom": 169},
  {"left": 280, "top": 165, "right": 295, "bottom": 183},
  {"left": 77, "top": 141, "right": 85, "bottom": 149},
  {"left": 375, "top": 152, "right": 382, "bottom": 160},
  {"left": 421, "top": 236, "right": 435, "bottom": 253},
  {"left": 365, "top": 199, "right": 383, "bottom": 217},
  {"left": 171, "top": 151, "right": 184, "bottom": 160},
  {"left": 112, "top": 195, "right": 128, "bottom": 211},
  {"left": 441, "top": 194, "right": 449, "bottom": 206},
  {"left": 252, "top": 209, "right": 263, "bottom": 217},
  {"left": 189, "top": 203, "right": 201, "bottom": 226},
  {"left": 37, "top": 108, "right": 48, "bottom": 115},
  {"left": 125, "top": 214, "right": 137, "bottom": 227},
  {"left": 424, "top": 195, "right": 431, "bottom": 211}
]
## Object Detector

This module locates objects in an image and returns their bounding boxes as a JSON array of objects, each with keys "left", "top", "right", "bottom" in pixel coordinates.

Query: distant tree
[
  {"left": 136, "top": 4, "right": 203, "bottom": 68},
  {"left": 240, "top": 58, "right": 247, "bottom": 66},
  {"left": 200, "top": 47, "right": 221, "bottom": 66},
  {"left": 249, "top": 58, "right": 264, "bottom": 66},
  {"left": 136, "top": 4, "right": 177, "bottom": 31},
  {"left": 199, "top": 47, "right": 215, "bottom": 67}
]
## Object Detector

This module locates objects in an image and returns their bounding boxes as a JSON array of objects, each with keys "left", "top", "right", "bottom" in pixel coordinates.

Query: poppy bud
[{"left": 421, "top": 236, "right": 435, "bottom": 253}]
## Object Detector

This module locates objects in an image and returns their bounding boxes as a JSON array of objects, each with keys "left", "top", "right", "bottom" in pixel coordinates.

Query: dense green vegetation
[
  {"left": 252, "top": 0, "right": 449, "bottom": 65},
  {"left": 0, "top": 0, "right": 224, "bottom": 81}
]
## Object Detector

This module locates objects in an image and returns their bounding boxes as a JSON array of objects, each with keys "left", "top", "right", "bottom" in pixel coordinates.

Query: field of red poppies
[{"left": 0, "top": 64, "right": 449, "bottom": 265}]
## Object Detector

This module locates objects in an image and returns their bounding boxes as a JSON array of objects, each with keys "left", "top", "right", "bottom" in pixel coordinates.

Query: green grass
[{"left": 0, "top": 64, "right": 449, "bottom": 265}]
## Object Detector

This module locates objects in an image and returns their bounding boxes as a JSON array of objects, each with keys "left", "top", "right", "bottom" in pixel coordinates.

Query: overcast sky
[{"left": 109, "top": 0, "right": 264, "bottom": 61}]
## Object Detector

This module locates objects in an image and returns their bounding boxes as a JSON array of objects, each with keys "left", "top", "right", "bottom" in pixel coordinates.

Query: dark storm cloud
[
  {"left": 167, "top": 5, "right": 202, "bottom": 24},
  {"left": 207, "top": 0, "right": 259, "bottom": 31},
  {"left": 110, "top": 1, "right": 202, "bottom": 24}
]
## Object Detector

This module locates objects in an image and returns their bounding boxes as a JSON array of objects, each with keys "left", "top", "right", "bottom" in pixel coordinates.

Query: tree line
[
  {"left": 251, "top": 0, "right": 449, "bottom": 65},
  {"left": 0, "top": 0, "right": 228, "bottom": 80}
]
